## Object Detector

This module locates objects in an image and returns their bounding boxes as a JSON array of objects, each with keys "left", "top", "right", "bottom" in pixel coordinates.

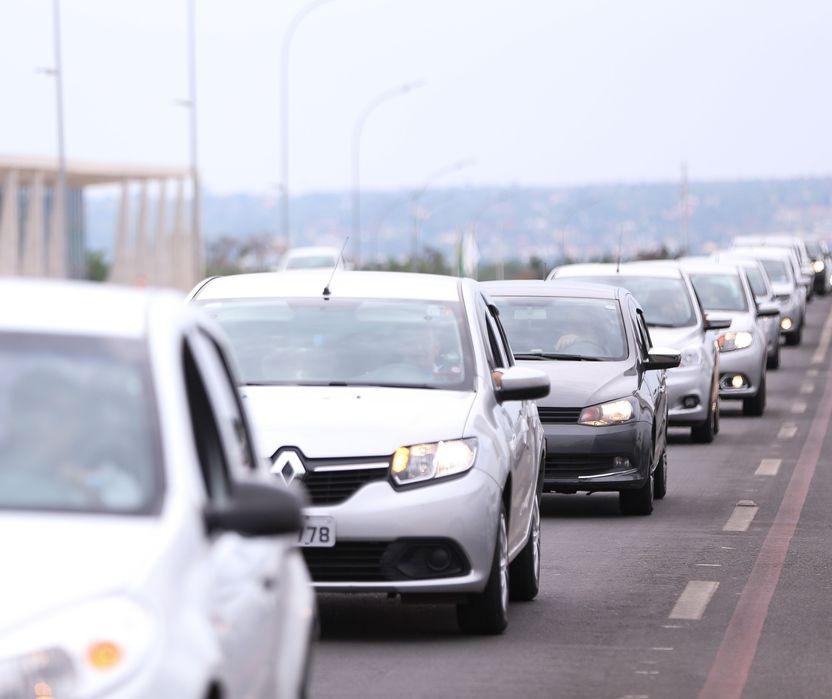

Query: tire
[
  {"left": 691, "top": 397, "right": 716, "bottom": 444},
  {"left": 653, "top": 448, "right": 668, "bottom": 500},
  {"left": 620, "top": 472, "right": 654, "bottom": 515},
  {"left": 509, "top": 495, "right": 541, "bottom": 602},
  {"left": 457, "top": 507, "right": 509, "bottom": 635},
  {"left": 767, "top": 343, "right": 780, "bottom": 370},
  {"left": 743, "top": 372, "right": 767, "bottom": 416}
]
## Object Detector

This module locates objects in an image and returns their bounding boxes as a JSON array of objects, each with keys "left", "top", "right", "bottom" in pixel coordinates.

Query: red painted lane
[{"left": 698, "top": 368, "right": 832, "bottom": 699}]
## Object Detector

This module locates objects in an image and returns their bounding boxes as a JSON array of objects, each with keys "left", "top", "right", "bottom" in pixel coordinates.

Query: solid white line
[
  {"left": 723, "top": 504, "right": 759, "bottom": 532},
  {"left": 755, "top": 458, "right": 782, "bottom": 476},
  {"left": 670, "top": 581, "right": 720, "bottom": 620},
  {"left": 800, "top": 382, "right": 815, "bottom": 394},
  {"left": 778, "top": 423, "right": 798, "bottom": 439},
  {"left": 811, "top": 308, "right": 832, "bottom": 364},
  {"left": 792, "top": 401, "right": 808, "bottom": 414}
]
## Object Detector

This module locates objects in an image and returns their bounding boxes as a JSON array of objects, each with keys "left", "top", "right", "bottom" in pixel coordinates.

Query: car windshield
[
  {"left": 688, "top": 273, "right": 749, "bottom": 312},
  {"left": 495, "top": 296, "right": 627, "bottom": 360},
  {"left": 0, "top": 333, "right": 162, "bottom": 515},
  {"left": 805, "top": 241, "right": 822, "bottom": 258},
  {"left": 285, "top": 255, "right": 338, "bottom": 270},
  {"left": 567, "top": 276, "right": 696, "bottom": 328},
  {"left": 201, "top": 297, "right": 474, "bottom": 390},
  {"left": 743, "top": 266, "right": 768, "bottom": 297},
  {"left": 761, "top": 259, "right": 789, "bottom": 284}
]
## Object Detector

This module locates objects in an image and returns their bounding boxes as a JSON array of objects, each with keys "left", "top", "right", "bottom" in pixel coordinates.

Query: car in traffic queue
[
  {"left": 732, "top": 234, "right": 816, "bottom": 301},
  {"left": 711, "top": 251, "right": 783, "bottom": 369},
  {"left": 0, "top": 279, "right": 314, "bottom": 699},
  {"left": 483, "top": 280, "right": 680, "bottom": 515},
  {"left": 803, "top": 237, "right": 832, "bottom": 295},
  {"left": 548, "top": 262, "right": 727, "bottom": 443},
  {"left": 190, "top": 271, "right": 550, "bottom": 635},
  {"left": 678, "top": 259, "right": 778, "bottom": 416},
  {"left": 730, "top": 246, "right": 806, "bottom": 345},
  {"left": 276, "top": 246, "right": 350, "bottom": 272}
]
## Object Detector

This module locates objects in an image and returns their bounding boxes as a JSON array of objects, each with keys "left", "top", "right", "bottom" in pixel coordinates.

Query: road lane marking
[
  {"left": 800, "top": 382, "right": 815, "bottom": 394},
  {"left": 778, "top": 423, "right": 798, "bottom": 439},
  {"left": 807, "top": 368, "right": 819, "bottom": 377},
  {"left": 698, "top": 345, "right": 832, "bottom": 699},
  {"left": 662, "top": 624, "right": 684, "bottom": 629},
  {"left": 755, "top": 458, "right": 782, "bottom": 476},
  {"left": 723, "top": 502, "right": 758, "bottom": 532},
  {"left": 651, "top": 647, "right": 674, "bottom": 651},
  {"left": 696, "top": 563, "right": 722, "bottom": 567},
  {"left": 669, "top": 581, "right": 719, "bottom": 620},
  {"left": 812, "top": 309, "right": 832, "bottom": 363},
  {"left": 791, "top": 401, "right": 808, "bottom": 414}
]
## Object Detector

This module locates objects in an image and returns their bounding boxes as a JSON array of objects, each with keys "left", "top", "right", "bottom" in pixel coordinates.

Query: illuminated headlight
[
  {"left": 0, "top": 597, "right": 154, "bottom": 698},
  {"left": 391, "top": 438, "right": 477, "bottom": 486},
  {"left": 680, "top": 347, "right": 702, "bottom": 367},
  {"left": 578, "top": 398, "right": 636, "bottom": 426},
  {"left": 717, "top": 331, "right": 753, "bottom": 352},
  {"left": 813, "top": 260, "right": 825, "bottom": 273},
  {"left": 781, "top": 317, "right": 793, "bottom": 331}
]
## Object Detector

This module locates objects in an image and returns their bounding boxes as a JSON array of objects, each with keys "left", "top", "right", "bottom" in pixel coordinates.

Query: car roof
[
  {"left": 0, "top": 278, "right": 183, "bottom": 338},
  {"left": 482, "top": 278, "right": 623, "bottom": 300},
  {"left": 193, "top": 271, "right": 464, "bottom": 303},
  {"left": 730, "top": 245, "right": 795, "bottom": 261},
  {"left": 678, "top": 259, "right": 743, "bottom": 276},
  {"left": 553, "top": 261, "right": 684, "bottom": 280}
]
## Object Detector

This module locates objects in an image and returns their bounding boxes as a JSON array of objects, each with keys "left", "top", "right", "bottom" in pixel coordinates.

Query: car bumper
[
  {"left": 717, "top": 345, "right": 766, "bottom": 399},
  {"left": 666, "top": 365, "right": 711, "bottom": 425},
  {"left": 300, "top": 469, "right": 500, "bottom": 593},
  {"left": 541, "top": 421, "right": 651, "bottom": 492}
]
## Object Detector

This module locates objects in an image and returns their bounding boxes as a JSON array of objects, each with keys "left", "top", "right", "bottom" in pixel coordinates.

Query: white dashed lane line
[
  {"left": 791, "top": 401, "right": 808, "bottom": 414},
  {"left": 723, "top": 501, "right": 759, "bottom": 532},
  {"left": 800, "top": 382, "right": 815, "bottom": 394},
  {"left": 755, "top": 458, "right": 782, "bottom": 476},
  {"left": 669, "top": 581, "right": 720, "bottom": 621},
  {"left": 778, "top": 423, "right": 798, "bottom": 439}
]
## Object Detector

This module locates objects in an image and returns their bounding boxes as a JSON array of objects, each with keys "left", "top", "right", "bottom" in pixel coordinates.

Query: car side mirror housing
[
  {"left": 704, "top": 313, "right": 732, "bottom": 331},
  {"left": 644, "top": 347, "right": 681, "bottom": 371},
  {"left": 204, "top": 480, "right": 302, "bottom": 538},
  {"left": 756, "top": 302, "right": 780, "bottom": 318},
  {"left": 495, "top": 366, "right": 550, "bottom": 403}
]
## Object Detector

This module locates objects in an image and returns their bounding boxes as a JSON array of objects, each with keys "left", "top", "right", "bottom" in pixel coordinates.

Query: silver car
[
  {"left": 549, "top": 262, "right": 725, "bottom": 443},
  {"left": 679, "top": 260, "right": 777, "bottom": 416},
  {"left": 191, "top": 271, "right": 550, "bottom": 635}
]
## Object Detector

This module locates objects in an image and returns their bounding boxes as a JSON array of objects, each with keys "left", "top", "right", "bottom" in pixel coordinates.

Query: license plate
[{"left": 297, "top": 516, "right": 336, "bottom": 547}]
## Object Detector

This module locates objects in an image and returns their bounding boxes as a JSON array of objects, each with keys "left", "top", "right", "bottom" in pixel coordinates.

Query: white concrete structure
[{"left": 0, "top": 155, "right": 199, "bottom": 290}]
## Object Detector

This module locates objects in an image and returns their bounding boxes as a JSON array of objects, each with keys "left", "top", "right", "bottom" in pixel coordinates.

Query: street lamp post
[
  {"left": 280, "top": 0, "right": 334, "bottom": 251},
  {"left": 187, "top": 0, "right": 201, "bottom": 283},
  {"left": 409, "top": 158, "right": 475, "bottom": 271},
  {"left": 351, "top": 80, "right": 425, "bottom": 269}
]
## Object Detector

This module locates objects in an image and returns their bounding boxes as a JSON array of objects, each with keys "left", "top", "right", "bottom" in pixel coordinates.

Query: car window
[
  {"left": 743, "top": 266, "right": 768, "bottom": 297},
  {"left": 495, "top": 295, "right": 628, "bottom": 361},
  {"left": 0, "top": 333, "right": 163, "bottom": 515},
  {"left": 636, "top": 310, "right": 653, "bottom": 353},
  {"left": 488, "top": 304, "right": 515, "bottom": 367},
  {"left": 760, "top": 259, "right": 789, "bottom": 284},
  {"left": 200, "top": 297, "right": 473, "bottom": 391},
  {"left": 688, "top": 273, "right": 749, "bottom": 312}
]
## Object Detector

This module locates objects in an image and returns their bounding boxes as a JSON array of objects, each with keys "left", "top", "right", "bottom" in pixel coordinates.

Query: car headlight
[
  {"left": 680, "top": 346, "right": 702, "bottom": 367},
  {"left": 391, "top": 438, "right": 477, "bottom": 486},
  {"left": 716, "top": 331, "right": 753, "bottom": 352},
  {"left": 781, "top": 316, "right": 793, "bottom": 330},
  {"left": 578, "top": 398, "right": 636, "bottom": 426},
  {"left": 813, "top": 260, "right": 825, "bottom": 273},
  {"left": 0, "top": 597, "right": 154, "bottom": 698}
]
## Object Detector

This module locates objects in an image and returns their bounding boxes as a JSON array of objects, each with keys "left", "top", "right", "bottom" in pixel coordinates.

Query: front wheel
[
  {"left": 653, "top": 448, "right": 668, "bottom": 500},
  {"left": 691, "top": 397, "right": 716, "bottom": 444},
  {"left": 457, "top": 508, "right": 509, "bottom": 634},
  {"left": 620, "top": 473, "right": 654, "bottom": 515},
  {"left": 509, "top": 495, "right": 541, "bottom": 601},
  {"left": 767, "top": 343, "right": 781, "bottom": 369},
  {"left": 743, "top": 372, "right": 767, "bottom": 416}
]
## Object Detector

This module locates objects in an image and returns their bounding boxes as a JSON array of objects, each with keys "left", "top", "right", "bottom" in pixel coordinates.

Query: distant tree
[{"left": 85, "top": 250, "right": 109, "bottom": 281}]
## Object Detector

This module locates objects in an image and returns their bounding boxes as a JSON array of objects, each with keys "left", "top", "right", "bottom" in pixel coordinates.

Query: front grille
[
  {"left": 537, "top": 406, "right": 582, "bottom": 424},
  {"left": 303, "top": 541, "right": 389, "bottom": 582},
  {"left": 545, "top": 454, "right": 616, "bottom": 479},
  {"left": 302, "top": 467, "right": 389, "bottom": 505}
]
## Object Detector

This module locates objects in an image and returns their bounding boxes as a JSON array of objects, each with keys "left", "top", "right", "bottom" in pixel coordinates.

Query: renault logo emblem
[{"left": 271, "top": 450, "right": 306, "bottom": 486}]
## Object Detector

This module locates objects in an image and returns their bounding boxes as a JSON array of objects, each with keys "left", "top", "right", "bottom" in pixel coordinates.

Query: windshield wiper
[
  {"left": 514, "top": 352, "right": 602, "bottom": 361},
  {"left": 645, "top": 322, "right": 681, "bottom": 328}
]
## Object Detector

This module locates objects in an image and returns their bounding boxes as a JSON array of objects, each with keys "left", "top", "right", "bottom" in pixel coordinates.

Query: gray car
[
  {"left": 549, "top": 262, "right": 727, "bottom": 443},
  {"left": 484, "top": 280, "right": 680, "bottom": 516},
  {"left": 190, "top": 271, "right": 550, "bottom": 635}
]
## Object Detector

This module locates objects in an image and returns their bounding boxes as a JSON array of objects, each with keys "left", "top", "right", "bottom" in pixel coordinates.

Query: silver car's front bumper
[
  {"left": 666, "top": 364, "right": 712, "bottom": 426},
  {"left": 717, "top": 344, "right": 766, "bottom": 399},
  {"left": 301, "top": 469, "right": 500, "bottom": 594}
]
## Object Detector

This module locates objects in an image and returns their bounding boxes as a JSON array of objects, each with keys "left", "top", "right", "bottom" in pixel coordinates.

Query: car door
[
  {"left": 480, "top": 297, "right": 534, "bottom": 556},
  {"left": 185, "top": 331, "right": 283, "bottom": 699},
  {"left": 631, "top": 302, "right": 665, "bottom": 464}
]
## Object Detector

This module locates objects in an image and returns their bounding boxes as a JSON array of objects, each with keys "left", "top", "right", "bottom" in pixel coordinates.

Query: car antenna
[
  {"left": 323, "top": 236, "right": 350, "bottom": 298},
  {"left": 615, "top": 224, "right": 624, "bottom": 273}
]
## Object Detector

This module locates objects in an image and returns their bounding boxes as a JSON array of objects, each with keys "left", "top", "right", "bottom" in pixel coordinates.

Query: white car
[
  {"left": 0, "top": 279, "right": 315, "bottom": 699},
  {"left": 276, "top": 246, "right": 349, "bottom": 272},
  {"left": 190, "top": 271, "right": 550, "bottom": 635}
]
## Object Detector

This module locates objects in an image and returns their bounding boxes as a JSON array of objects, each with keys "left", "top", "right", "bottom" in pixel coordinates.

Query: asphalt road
[{"left": 310, "top": 294, "right": 832, "bottom": 699}]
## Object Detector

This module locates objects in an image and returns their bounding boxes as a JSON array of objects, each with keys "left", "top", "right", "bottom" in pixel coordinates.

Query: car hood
[
  {"left": 519, "top": 359, "right": 634, "bottom": 408},
  {"left": 242, "top": 385, "right": 477, "bottom": 458},
  {"left": 648, "top": 325, "right": 702, "bottom": 350},
  {"left": 0, "top": 513, "right": 160, "bottom": 635}
]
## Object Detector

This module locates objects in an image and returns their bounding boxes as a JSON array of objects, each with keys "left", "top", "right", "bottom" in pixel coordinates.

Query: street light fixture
[
  {"left": 280, "top": 0, "right": 335, "bottom": 251},
  {"left": 352, "top": 79, "right": 426, "bottom": 268}
]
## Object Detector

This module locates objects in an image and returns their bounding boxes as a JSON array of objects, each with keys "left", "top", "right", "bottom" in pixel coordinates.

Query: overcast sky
[{"left": 2, "top": 0, "right": 831, "bottom": 194}]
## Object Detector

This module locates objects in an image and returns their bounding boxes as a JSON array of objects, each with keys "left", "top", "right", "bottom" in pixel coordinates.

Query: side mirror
[
  {"left": 205, "top": 480, "right": 302, "bottom": 538},
  {"left": 756, "top": 302, "right": 780, "bottom": 318},
  {"left": 495, "top": 366, "right": 550, "bottom": 403},
  {"left": 704, "top": 313, "right": 732, "bottom": 331},
  {"left": 644, "top": 347, "right": 681, "bottom": 371}
]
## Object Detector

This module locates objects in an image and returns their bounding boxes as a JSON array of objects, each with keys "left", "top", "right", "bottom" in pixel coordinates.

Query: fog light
[
  {"left": 613, "top": 457, "right": 630, "bottom": 469},
  {"left": 731, "top": 375, "right": 745, "bottom": 388},
  {"left": 427, "top": 547, "right": 451, "bottom": 572},
  {"left": 781, "top": 317, "right": 793, "bottom": 331},
  {"left": 683, "top": 395, "right": 699, "bottom": 409}
]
